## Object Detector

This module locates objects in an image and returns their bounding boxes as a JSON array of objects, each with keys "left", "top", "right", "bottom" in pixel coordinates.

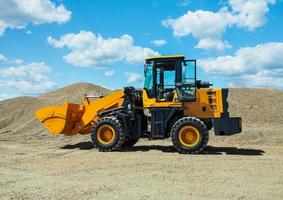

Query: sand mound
[
  {"left": 39, "top": 82, "right": 111, "bottom": 104},
  {"left": 228, "top": 88, "right": 283, "bottom": 126},
  {"left": 0, "top": 83, "right": 111, "bottom": 142},
  {"left": 0, "top": 84, "right": 282, "bottom": 146},
  {"left": 211, "top": 88, "right": 283, "bottom": 146}
]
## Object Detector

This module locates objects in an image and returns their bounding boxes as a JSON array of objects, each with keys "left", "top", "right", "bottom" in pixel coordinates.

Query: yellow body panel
[
  {"left": 77, "top": 90, "right": 124, "bottom": 134},
  {"left": 184, "top": 88, "right": 224, "bottom": 118},
  {"left": 142, "top": 88, "right": 224, "bottom": 119},
  {"left": 142, "top": 90, "right": 182, "bottom": 108},
  {"left": 35, "top": 90, "right": 125, "bottom": 136}
]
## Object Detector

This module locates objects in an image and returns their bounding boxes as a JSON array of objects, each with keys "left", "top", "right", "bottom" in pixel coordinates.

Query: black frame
[{"left": 144, "top": 57, "right": 197, "bottom": 102}]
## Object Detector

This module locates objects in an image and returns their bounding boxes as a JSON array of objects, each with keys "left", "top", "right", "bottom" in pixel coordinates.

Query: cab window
[
  {"left": 156, "top": 65, "right": 175, "bottom": 102},
  {"left": 144, "top": 64, "right": 154, "bottom": 98}
]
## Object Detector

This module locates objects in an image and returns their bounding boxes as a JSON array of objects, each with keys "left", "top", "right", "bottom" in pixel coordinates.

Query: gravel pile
[
  {"left": 0, "top": 83, "right": 111, "bottom": 142},
  {"left": 228, "top": 88, "right": 283, "bottom": 127}
]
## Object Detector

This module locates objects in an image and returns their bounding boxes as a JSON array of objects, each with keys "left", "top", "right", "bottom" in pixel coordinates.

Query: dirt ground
[{"left": 0, "top": 134, "right": 282, "bottom": 200}]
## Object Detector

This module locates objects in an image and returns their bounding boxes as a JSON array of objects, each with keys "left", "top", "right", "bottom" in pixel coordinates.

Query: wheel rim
[
  {"left": 97, "top": 124, "right": 115, "bottom": 144},
  {"left": 178, "top": 125, "right": 200, "bottom": 147}
]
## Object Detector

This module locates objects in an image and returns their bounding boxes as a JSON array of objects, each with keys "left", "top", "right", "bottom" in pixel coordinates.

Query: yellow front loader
[{"left": 35, "top": 55, "right": 241, "bottom": 154}]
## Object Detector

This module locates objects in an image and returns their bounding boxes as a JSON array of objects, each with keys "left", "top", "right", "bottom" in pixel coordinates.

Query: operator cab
[{"left": 144, "top": 55, "right": 197, "bottom": 102}]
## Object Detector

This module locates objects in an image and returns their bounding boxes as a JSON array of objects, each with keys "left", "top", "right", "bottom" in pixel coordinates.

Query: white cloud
[
  {"left": 104, "top": 70, "right": 114, "bottom": 77},
  {"left": 241, "top": 70, "right": 283, "bottom": 88},
  {"left": 198, "top": 42, "right": 283, "bottom": 89},
  {"left": 47, "top": 31, "right": 160, "bottom": 68},
  {"left": 125, "top": 72, "right": 143, "bottom": 83},
  {"left": 177, "top": 0, "right": 191, "bottom": 7},
  {"left": 195, "top": 38, "right": 232, "bottom": 52},
  {"left": 0, "top": 0, "right": 71, "bottom": 36},
  {"left": 0, "top": 54, "right": 24, "bottom": 64},
  {"left": 0, "top": 54, "right": 7, "bottom": 63},
  {"left": 162, "top": 9, "right": 231, "bottom": 39},
  {"left": 13, "top": 59, "right": 24, "bottom": 65},
  {"left": 0, "top": 62, "right": 56, "bottom": 94},
  {"left": 228, "top": 0, "right": 276, "bottom": 30},
  {"left": 162, "top": 0, "right": 276, "bottom": 51},
  {"left": 151, "top": 39, "right": 167, "bottom": 47}
]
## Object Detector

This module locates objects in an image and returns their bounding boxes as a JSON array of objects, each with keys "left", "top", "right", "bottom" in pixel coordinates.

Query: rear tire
[
  {"left": 170, "top": 117, "right": 209, "bottom": 154},
  {"left": 91, "top": 116, "right": 125, "bottom": 152}
]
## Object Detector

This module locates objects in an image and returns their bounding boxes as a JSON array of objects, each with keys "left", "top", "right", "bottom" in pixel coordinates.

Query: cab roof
[{"left": 145, "top": 55, "right": 185, "bottom": 61}]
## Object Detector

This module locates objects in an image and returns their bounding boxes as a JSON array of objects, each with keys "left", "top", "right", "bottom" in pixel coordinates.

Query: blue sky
[{"left": 0, "top": 0, "right": 282, "bottom": 100}]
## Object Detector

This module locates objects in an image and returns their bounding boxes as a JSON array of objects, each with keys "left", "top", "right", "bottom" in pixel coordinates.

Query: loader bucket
[{"left": 35, "top": 103, "right": 85, "bottom": 135}]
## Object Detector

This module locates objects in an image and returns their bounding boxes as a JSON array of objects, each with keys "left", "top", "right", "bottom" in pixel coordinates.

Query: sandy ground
[
  {"left": 1, "top": 85, "right": 282, "bottom": 199},
  {"left": 0, "top": 135, "right": 282, "bottom": 200}
]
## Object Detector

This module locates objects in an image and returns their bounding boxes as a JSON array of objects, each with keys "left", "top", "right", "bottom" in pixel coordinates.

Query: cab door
[
  {"left": 143, "top": 62, "right": 182, "bottom": 139},
  {"left": 143, "top": 63, "right": 181, "bottom": 107}
]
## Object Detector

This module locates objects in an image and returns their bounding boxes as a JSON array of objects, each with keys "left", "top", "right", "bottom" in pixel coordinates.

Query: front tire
[
  {"left": 170, "top": 117, "right": 209, "bottom": 154},
  {"left": 91, "top": 116, "right": 125, "bottom": 152}
]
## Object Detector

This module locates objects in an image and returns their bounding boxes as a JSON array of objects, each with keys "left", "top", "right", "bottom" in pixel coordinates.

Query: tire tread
[
  {"left": 91, "top": 116, "right": 125, "bottom": 152},
  {"left": 170, "top": 117, "right": 209, "bottom": 154}
]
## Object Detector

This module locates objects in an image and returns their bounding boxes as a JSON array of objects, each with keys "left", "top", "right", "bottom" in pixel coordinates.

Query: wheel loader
[{"left": 35, "top": 55, "right": 242, "bottom": 154}]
